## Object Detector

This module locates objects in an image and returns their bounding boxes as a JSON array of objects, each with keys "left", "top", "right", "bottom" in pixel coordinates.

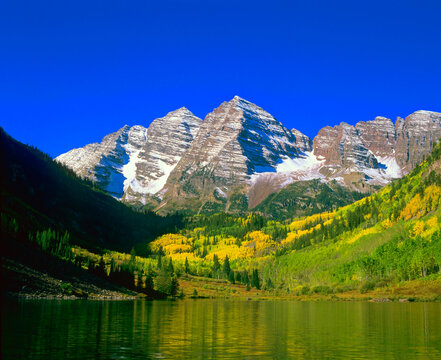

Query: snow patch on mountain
[
  {"left": 376, "top": 155, "right": 402, "bottom": 178},
  {"left": 249, "top": 151, "right": 325, "bottom": 188},
  {"left": 215, "top": 187, "right": 227, "bottom": 199},
  {"left": 143, "top": 156, "right": 181, "bottom": 195},
  {"left": 276, "top": 151, "right": 325, "bottom": 174}
]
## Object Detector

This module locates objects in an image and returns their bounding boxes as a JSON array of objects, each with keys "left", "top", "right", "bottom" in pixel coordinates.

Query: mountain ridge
[{"left": 55, "top": 97, "right": 441, "bottom": 215}]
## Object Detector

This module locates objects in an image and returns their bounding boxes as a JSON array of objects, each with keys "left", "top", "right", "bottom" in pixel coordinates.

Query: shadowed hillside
[{"left": 0, "top": 128, "right": 183, "bottom": 252}]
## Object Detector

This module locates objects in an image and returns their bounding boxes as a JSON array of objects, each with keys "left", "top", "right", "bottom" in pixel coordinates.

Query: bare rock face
[
  {"left": 395, "top": 110, "right": 441, "bottom": 172},
  {"left": 313, "top": 122, "right": 378, "bottom": 172},
  {"left": 311, "top": 110, "right": 441, "bottom": 190},
  {"left": 355, "top": 116, "right": 396, "bottom": 158},
  {"left": 291, "top": 128, "right": 312, "bottom": 152}
]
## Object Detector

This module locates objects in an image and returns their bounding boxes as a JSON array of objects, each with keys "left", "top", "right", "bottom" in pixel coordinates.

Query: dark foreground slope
[{"left": 1, "top": 237, "right": 137, "bottom": 299}]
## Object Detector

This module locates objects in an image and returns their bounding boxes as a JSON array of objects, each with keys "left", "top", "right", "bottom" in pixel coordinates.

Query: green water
[{"left": 2, "top": 299, "right": 441, "bottom": 359}]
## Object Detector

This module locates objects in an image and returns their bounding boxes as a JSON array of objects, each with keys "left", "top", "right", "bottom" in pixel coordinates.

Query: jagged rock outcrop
[
  {"left": 291, "top": 128, "right": 312, "bottom": 152},
  {"left": 355, "top": 117, "right": 396, "bottom": 158},
  {"left": 311, "top": 111, "right": 441, "bottom": 190}
]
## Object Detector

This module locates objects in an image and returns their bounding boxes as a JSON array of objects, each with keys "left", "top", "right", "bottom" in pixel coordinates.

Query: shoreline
[{"left": 3, "top": 291, "right": 440, "bottom": 303}]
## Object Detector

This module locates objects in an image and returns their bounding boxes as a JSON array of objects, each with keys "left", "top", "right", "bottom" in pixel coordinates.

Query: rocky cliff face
[
  {"left": 355, "top": 116, "right": 396, "bottom": 158},
  {"left": 56, "top": 96, "right": 441, "bottom": 214},
  {"left": 308, "top": 110, "right": 441, "bottom": 190},
  {"left": 313, "top": 122, "right": 378, "bottom": 172},
  {"left": 291, "top": 128, "right": 313, "bottom": 153},
  {"left": 395, "top": 110, "right": 441, "bottom": 172}
]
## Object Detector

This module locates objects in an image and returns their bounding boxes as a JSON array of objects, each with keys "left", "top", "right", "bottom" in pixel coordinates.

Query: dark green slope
[
  {"left": 0, "top": 128, "right": 182, "bottom": 252},
  {"left": 253, "top": 179, "right": 368, "bottom": 220}
]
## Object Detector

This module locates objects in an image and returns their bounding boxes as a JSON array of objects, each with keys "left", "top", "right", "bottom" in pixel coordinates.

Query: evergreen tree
[
  {"left": 130, "top": 247, "right": 136, "bottom": 262},
  {"left": 212, "top": 254, "right": 220, "bottom": 277},
  {"left": 157, "top": 254, "right": 163, "bottom": 269},
  {"left": 170, "top": 275, "right": 179, "bottom": 296},
  {"left": 98, "top": 256, "right": 106, "bottom": 277},
  {"left": 110, "top": 258, "right": 116, "bottom": 272},
  {"left": 243, "top": 271, "right": 250, "bottom": 285},
  {"left": 155, "top": 267, "right": 178, "bottom": 296},
  {"left": 223, "top": 255, "right": 231, "bottom": 278},
  {"left": 185, "top": 257, "right": 190, "bottom": 274},
  {"left": 264, "top": 277, "right": 274, "bottom": 290},
  {"left": 228, "top": 270, "right": 235, "bottom": 284},
  {"left": 251, "top": 269, "right": 260, "bottom": 289},
  {"left": 235, "top": 271, "right": 242, "bottom": 283},
  {"left": 168, "top": 258, "right": 174, "bottom": 274}
]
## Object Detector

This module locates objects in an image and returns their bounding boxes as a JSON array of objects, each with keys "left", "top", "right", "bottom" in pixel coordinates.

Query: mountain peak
[
  {"left": 230, "top": 95, "right": 255, "bottom": 107},
  {"left": 232, "top": 95, "right": 248, "bottom": 102},
  {"left": 164, "top": 106, "right": 195, "bottom": 117},
  {"left": 374, "top": 116, "right": 392, "bottom": 122},
  {"left": 414, "top": 110, "right": 441, "bottom": 115}
]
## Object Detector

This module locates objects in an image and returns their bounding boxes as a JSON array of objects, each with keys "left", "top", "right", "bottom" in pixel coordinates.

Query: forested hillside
[{"left": 252, "top": 179, "right": 367, "bottom": 220}]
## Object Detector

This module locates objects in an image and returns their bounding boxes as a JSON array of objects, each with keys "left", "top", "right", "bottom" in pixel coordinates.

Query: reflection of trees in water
[{"left": 3, "top": 301, "right": 441, "bottom": 359}]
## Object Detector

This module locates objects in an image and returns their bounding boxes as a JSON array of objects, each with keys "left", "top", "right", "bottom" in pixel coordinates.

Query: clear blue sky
[{"left": 1, "top": 0, "right": 441, "bottom": 157}]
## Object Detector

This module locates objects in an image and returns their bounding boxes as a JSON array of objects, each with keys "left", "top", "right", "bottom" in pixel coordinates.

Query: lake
[{"left": 2, "top": 299, "right": 441, "bottom": 359}]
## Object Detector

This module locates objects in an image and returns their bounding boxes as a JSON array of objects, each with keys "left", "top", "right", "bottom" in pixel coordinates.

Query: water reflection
[{"left": 2, "top": 300, "right": 441, "bottom": 359}]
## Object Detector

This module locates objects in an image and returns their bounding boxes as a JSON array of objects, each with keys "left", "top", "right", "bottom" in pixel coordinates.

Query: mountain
[
  {"left": 56, "top": 125, "right": 148, "bottom": 198},
  {"left": 56, "top": 97, "right": 441, "bottom": 215},
  {"left": 313, "top": 110, "right": 441, "bottom": 190}
]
